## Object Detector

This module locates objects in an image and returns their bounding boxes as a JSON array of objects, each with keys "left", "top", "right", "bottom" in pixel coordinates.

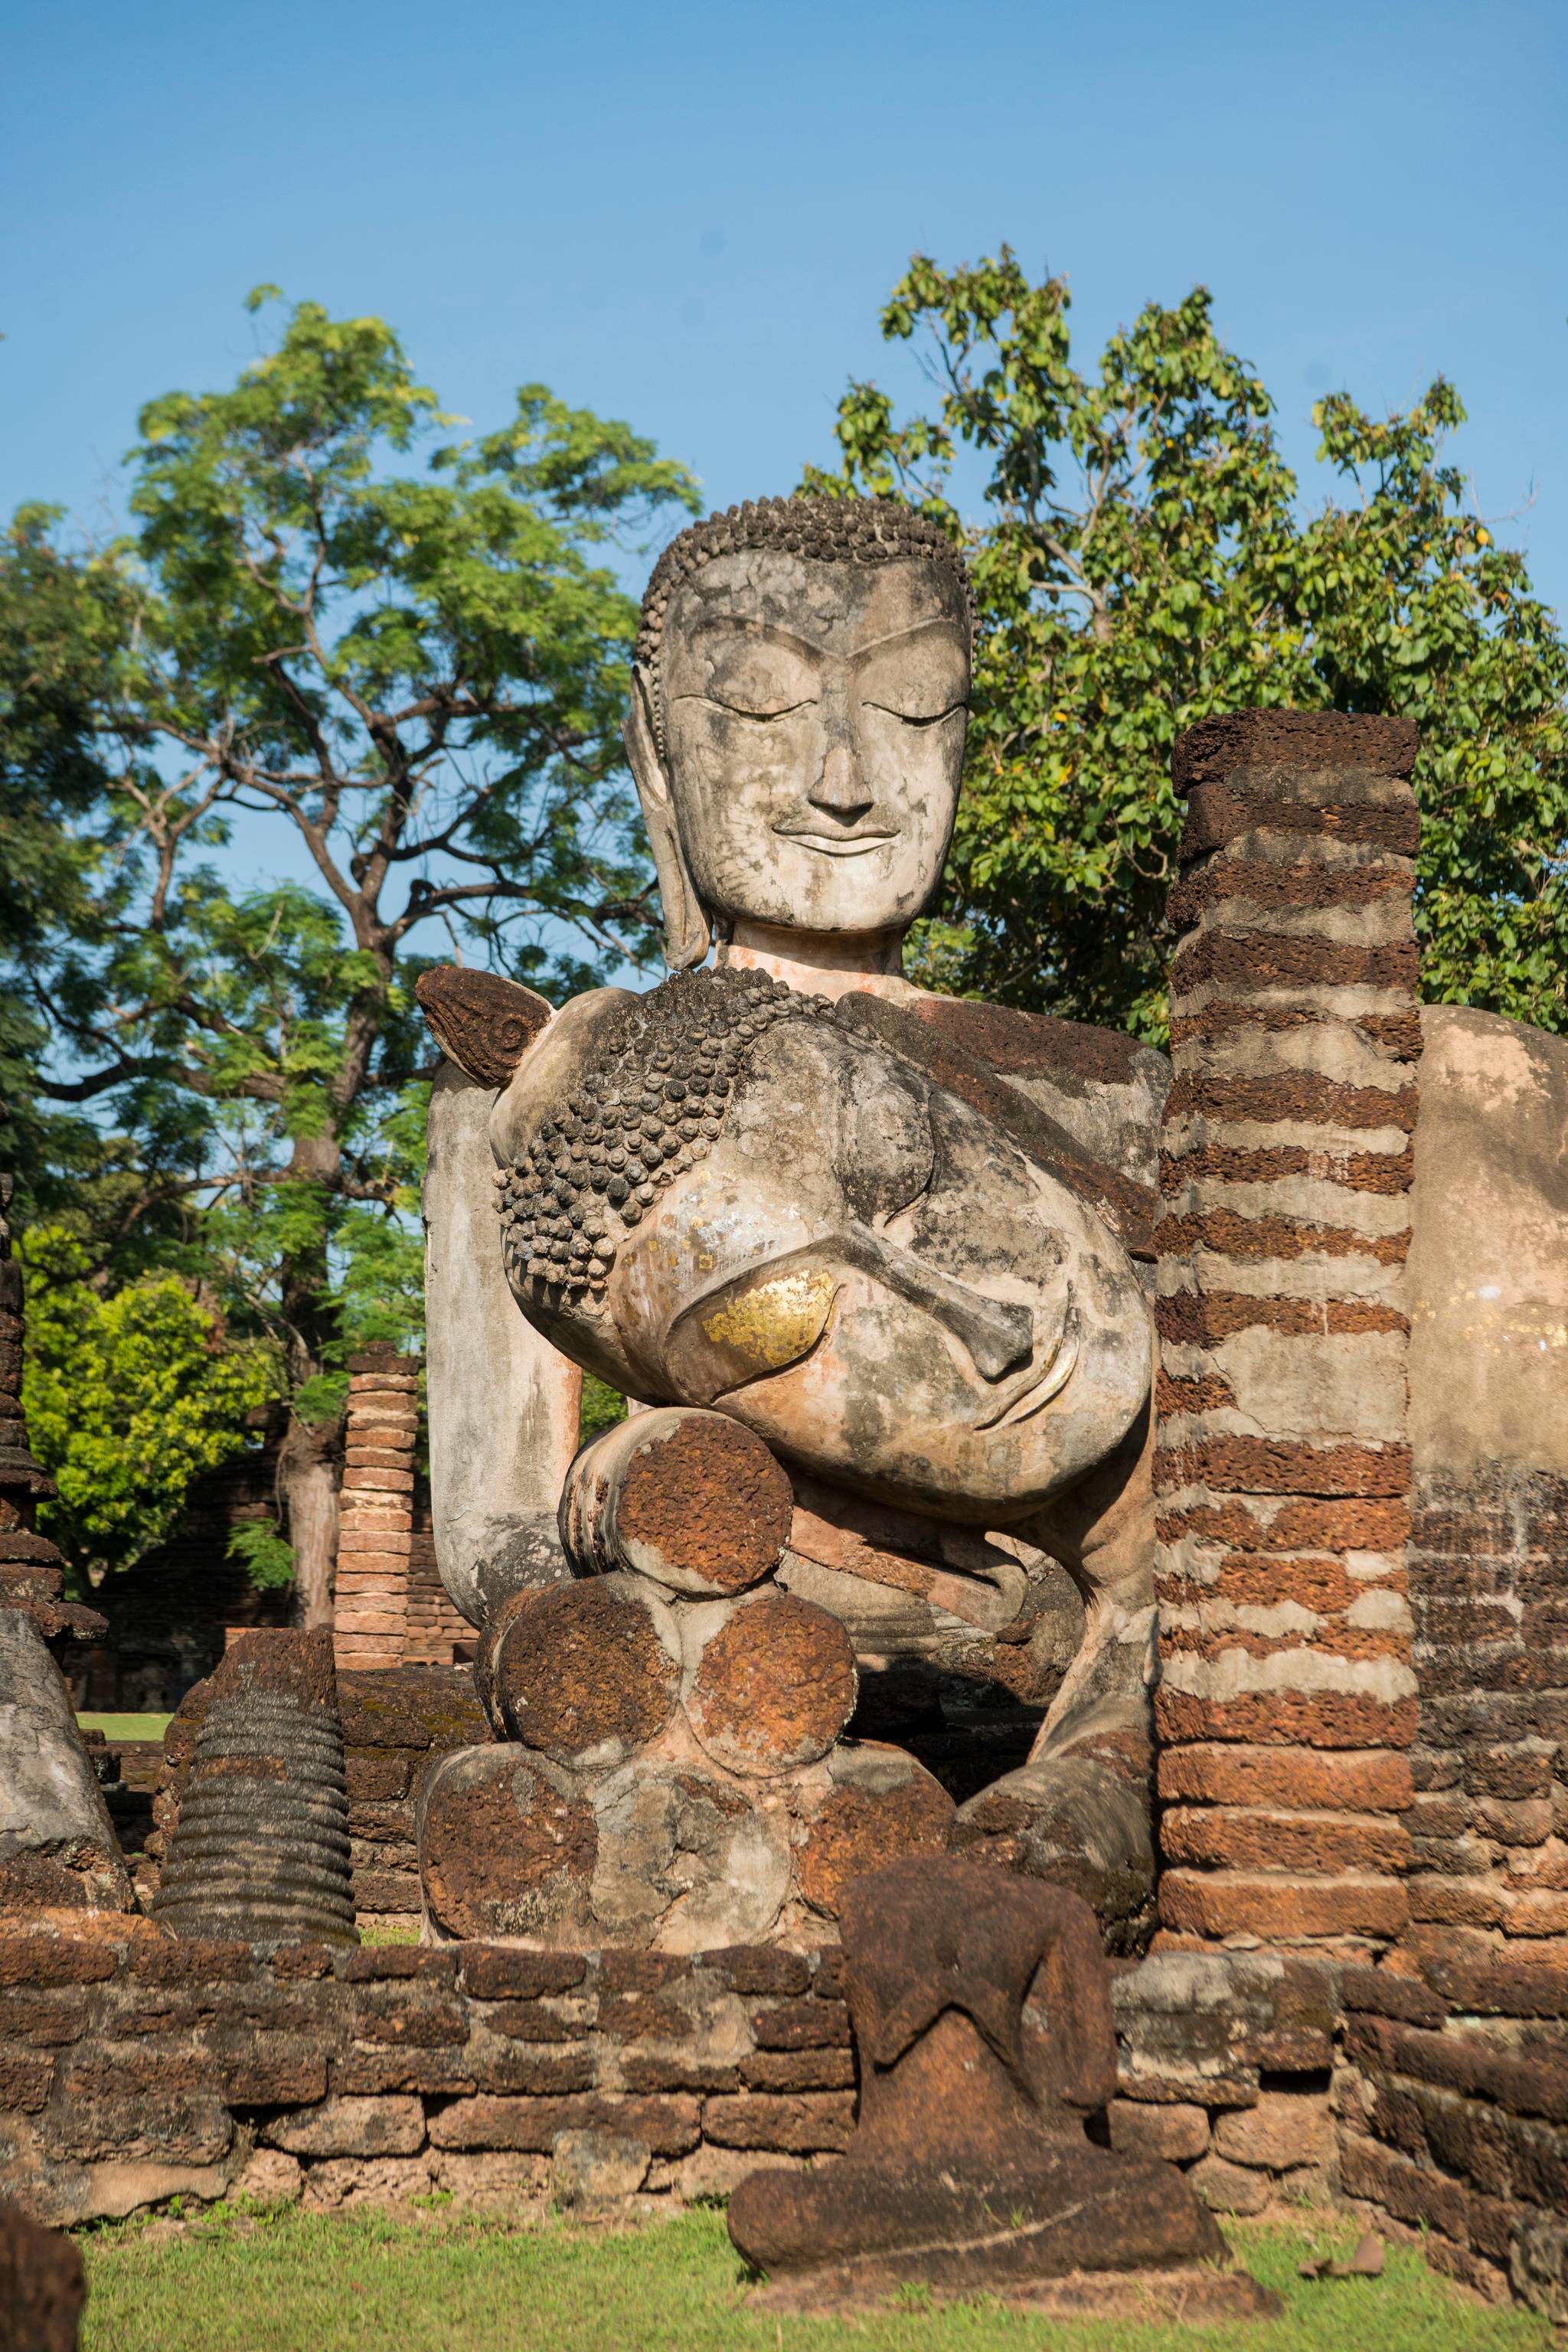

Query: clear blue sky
[{"left": 4, "top": 0, "right": 1565, "bottom": 632}]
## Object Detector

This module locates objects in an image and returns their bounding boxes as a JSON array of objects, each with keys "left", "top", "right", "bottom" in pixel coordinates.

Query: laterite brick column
[
  {"left": 1153, "top": 710, "right": 1421, "bottom": 1955},
  {"left": 332, "top": 1348, "right": 419, "bottom": 1670},
  {"left": 404, "top": 1509, "right": 472, "bottom": 1666}
]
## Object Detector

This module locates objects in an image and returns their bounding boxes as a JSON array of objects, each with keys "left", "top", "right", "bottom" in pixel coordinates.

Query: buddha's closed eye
[
  {"left": 706, "top": 693, "right": 816, "bottom": 721},
  {"left": 862, "top": 698, "right": 967, "bottom": 729}
]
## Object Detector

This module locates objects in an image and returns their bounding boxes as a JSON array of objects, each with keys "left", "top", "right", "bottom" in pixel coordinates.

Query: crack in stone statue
[{"left": 417, "top": 496, "right": 1167, "bottom": 1950}]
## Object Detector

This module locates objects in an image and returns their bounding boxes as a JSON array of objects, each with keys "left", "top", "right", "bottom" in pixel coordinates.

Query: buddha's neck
[{"left": 718, "top": 922, "right": 920, "bottom": 1005}]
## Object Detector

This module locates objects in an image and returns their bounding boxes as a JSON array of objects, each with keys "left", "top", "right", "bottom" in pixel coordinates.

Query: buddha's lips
[{"left": 773, "top": 823, "right": 897, "bottom": 857}]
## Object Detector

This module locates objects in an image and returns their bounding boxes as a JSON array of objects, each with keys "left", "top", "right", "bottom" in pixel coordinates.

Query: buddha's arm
[{"left": 423, "top": 1063, "right": 582, "bottom": 1625}]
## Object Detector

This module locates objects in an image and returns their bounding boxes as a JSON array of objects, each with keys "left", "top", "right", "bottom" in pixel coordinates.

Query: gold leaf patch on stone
[{"left": 699, "top": 1268, "right": 838, "bottom": 1374}]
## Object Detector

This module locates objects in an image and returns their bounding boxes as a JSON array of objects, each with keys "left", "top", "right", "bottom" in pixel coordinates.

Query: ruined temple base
[{"left": 747, "top": 2261, "right": 1282, "bottom": 2324}]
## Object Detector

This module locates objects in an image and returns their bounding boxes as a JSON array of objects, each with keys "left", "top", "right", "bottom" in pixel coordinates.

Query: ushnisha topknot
[{"left": 635, "top": 495, "right": 974, "bottom": 746}]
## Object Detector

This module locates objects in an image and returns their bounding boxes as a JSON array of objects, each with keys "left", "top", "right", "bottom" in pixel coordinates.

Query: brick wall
[
  {"left": 1405, "top": 1469, "right": 1568, "bottom": 1959},
  {"left": 1153, "top": 712, "right": 1421, "bottom": 1954},
  {"left": 1338, "top": 1958, "right": 1568, "bottom": 2314},
  {"left": 404, "top": 1519, "right": 472, "bottom": 1668},
  {"left": 4, "top": 1880, "right": 1562, "bottom": 2314},
  {"left": 0, "top": 1929, "right": 1334, "bottom": 2230}
]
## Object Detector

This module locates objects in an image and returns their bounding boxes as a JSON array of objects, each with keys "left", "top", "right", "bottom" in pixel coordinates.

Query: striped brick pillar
[
  {"left": 1153, "top": 710, "right": 1421, "bottom": 1955},
  {"left": 332, "top": 1347, "right": 420, "bottom": 1670}
]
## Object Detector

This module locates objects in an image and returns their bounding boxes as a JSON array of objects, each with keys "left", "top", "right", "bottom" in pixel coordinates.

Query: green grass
[
  {"left": 78, "top": 2204, "right": 1552, "bottom": 2352},
  {"left": 77, "top": 1713, "right": 172, "bottom": 1741}
]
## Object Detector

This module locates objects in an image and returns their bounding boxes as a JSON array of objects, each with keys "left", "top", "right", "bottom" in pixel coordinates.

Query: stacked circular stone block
[
  {"left": 418, "top": 1409, "right": 955, "bottom": 1949},
  {"left": 152, "top": 1627, "right": 358, "bottom": 1950},
  {"left": 1152, "top": 712, "right": 1421, "bottom": 1955},
  {"left": 333, "top": 1347, "right": 420, "bottom": 1669}
]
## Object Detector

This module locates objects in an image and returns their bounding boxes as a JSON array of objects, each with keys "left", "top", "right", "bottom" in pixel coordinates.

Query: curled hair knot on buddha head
[{"left": 635, "top": 495, "right": 975, "bottom": 753}]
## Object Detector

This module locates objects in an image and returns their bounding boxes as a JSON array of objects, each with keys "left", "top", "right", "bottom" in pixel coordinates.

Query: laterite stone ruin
[{"left": 2, "top": 500, "right": 1565, "bottom": 2319}]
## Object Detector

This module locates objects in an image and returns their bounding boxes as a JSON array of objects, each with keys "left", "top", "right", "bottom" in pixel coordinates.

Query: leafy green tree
[
  {"left": 1, "top": 290, "right": 699, "bottom": 1622},
  {"left": 804, "top": 249, "right": 1568, "bottom": 1039},
  {"left": 20, "top": 1227, "right": 280, "bottom": 1586}
]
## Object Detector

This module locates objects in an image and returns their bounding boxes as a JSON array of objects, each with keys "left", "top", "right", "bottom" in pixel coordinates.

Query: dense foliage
[
  {"left": 804, "top": 249, "right": 1568, "bottom": 1038},
  {"left": 19, "top": 1227, "right": 279, "bottom": 1585},
  {"left": 1, "top": 291, "right": 697, "bottom": 1610},
  {"left": 9, "top": 256, "right": 1566, "bottom": 1608}
]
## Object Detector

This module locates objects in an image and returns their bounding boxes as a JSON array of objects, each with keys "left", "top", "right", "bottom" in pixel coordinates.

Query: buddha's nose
[{"left": 808, "top": 743, "right": 874, "bottom": 822}]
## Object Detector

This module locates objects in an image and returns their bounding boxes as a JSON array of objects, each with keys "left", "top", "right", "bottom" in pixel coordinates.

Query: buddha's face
[{"left": 655, "top": 551, "right": 969, "bottom": 938}]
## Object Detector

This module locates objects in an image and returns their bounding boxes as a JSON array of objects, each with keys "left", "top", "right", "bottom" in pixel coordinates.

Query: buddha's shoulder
[
  {"left": 838, "top": 988, "right": 1169, "bottom": 1194},
  {"left": 490, "top": 986, "right": 639, "bottom": 1161}
]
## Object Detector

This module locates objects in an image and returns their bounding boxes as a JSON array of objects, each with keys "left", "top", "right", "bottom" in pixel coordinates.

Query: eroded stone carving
[
  {"left": 420, "top": 496, "right": 1167, "bottom": 1947},
  {"left": 726, "top": 1857, "right": 1276, "bottom": 2316},
  {"left": 152, "top": 1629, "right": 357, "bottom": 1951}
]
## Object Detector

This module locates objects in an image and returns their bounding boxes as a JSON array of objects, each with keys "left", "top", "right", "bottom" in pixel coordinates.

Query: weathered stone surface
[
  {"left": 684, "top": 1592, "right": 857, "bottom": 1777},
  {"left": 1172, "top": 710, "right": 1419, "bottom": 789},
  {"left": 265, "top": 2096, "right": 426, "bottom": 2158},
  {"left": 550, "top": 2127, "right": 649, "bottom": 2204},
  {"left": 459, "top": 1946, "right": 588, "bottom": 2000},
  {"left": 427, "top": 2093, "right": 699, "bottom": 2156},
  {"left": 426, "top": 2148, "right": 550, "bottom": 2203},
  {"left": 0, "top": 1609, "right": 132, "bottom": 1915},
  {"left": 727, "top": 1858, "right": 1230, "bottom": 2298},
  {"left": 739, "top": 2050, "right": 856, "bottom": 2093},
  {"left": 954, "top": 1753, "right": 1156, "bottom": 1957},
  {"left": 418, "top": 1747, "right": 596, "bottom": 1942},
  {"left": 1158, "top": 1743, "right": 1413, "bottom": 1813},
  {"left": 234, "top": 2147, "right": 303, "bottom": 2205},
  {"left": 414, "top": 965, "right": 553, "bottom": 1089},
  {"left": 696, "top": 1945, "right": 810, "bottom": 1996},
  {"left": 151, "top": 1630, "right": 355, "bottom": 1952},
  {"left": 301, "top": 2154, "right": 436, "bottom": 2209},
  {"left": 586, "top": 1757, "right": 792, "bottom": 1950},
  {"left": 492, "top": 1576, "right": 681, "bottom": 1765},
  {"left": 704, "top": 2091, "right": 855, "bottom": 2154},
  {"left": 1106, "top": 2100, "right": 1210, "bottom": 2162},
  {"left": 43, "top": 2040, "right": 234, "bottom": 2168},
  {"left": 216, "top": 2050, "right": 327, "bottom": 2106},
  {"left": 423, "top": 1062, "right": 582, "bottom": 1631},
  {"left": 1159, "top": 1869, "right": 1408, "bottom": 1942},
  {"left": 1212, "top": 2091, "right": 1333, "bottom": 2172},
  {"left": 492, "top": 964, "right": 1152, "bottom": 1526},
  {"left": 560, "top": 1409, "right": 793, "bottom": 1596},
  {"left": 838, "top": 990, "right": 1158, "bottom": 1256},
  {"left": 1511, "top": 2210, "right": 1568, "bottom": 2324},
  {"left": 1187, "top": 2153, "right": 1271, "bottom": 2216},
  {"left": 793, "top": 1743, "right": 954, "bottom": 1916},
  {"left": 470, "top": 2046, "right": 593, "bottom": 2096}
]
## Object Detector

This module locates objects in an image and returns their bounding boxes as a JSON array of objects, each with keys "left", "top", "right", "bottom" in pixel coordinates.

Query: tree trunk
[{"left": 277, "top": 1410, "right": 341, "bottom": 1632}]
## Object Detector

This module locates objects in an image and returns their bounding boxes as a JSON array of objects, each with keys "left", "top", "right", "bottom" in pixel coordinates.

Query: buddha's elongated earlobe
[{"left": 625, "top": 665, "right": 711, "bottom": 970}]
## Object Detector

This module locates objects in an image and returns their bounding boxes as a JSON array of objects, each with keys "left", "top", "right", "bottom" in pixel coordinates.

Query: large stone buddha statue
[{"left": 418, "top": 498, "right": 1171, "bottom": 1951}]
